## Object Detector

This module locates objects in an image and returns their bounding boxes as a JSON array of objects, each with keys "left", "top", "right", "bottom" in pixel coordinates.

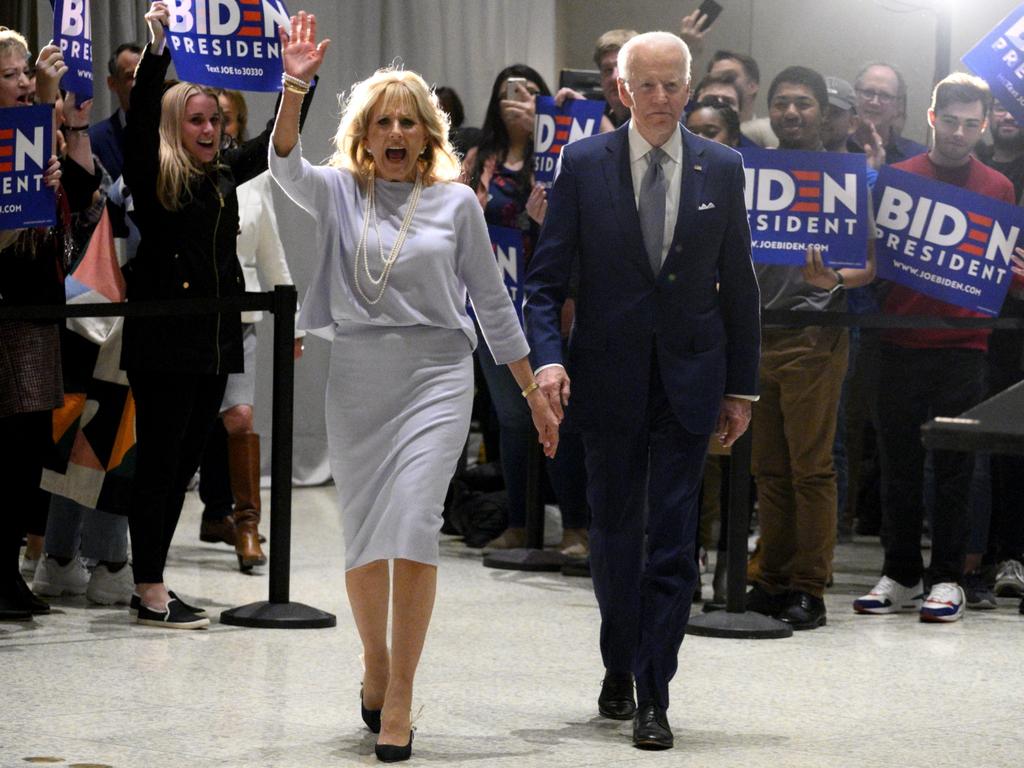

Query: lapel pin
[{"left": 693, "top": 164, "right": 703, "bottom": 172}]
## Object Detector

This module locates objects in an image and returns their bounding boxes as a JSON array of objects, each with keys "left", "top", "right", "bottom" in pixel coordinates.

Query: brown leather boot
[
  {"left": 229, "top": 432, "right": 267, "bottom": 571},
  {"left": 199, "top": 516, "right": 236, "bottom": 545}
]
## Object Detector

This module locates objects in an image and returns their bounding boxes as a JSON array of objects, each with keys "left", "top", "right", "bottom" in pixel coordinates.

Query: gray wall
[{"left": 560, "top": 0, "right": 1022, "bottom": 146}]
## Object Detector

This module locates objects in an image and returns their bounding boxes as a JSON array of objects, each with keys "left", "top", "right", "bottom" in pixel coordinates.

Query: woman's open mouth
[{"left": 385, "top": 147, "right": 407, "bottom": 162}]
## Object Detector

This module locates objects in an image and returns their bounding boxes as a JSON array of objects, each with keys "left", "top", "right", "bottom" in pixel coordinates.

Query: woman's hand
[
  {"left": 61, "top": 91, "right": 92, "bottom": 129},
  {"left": 553, "top": 87, "right": 585, "bottom": 107},
  {"left": 281, "top": 11, "right": 330, "bottom": 83},
  {"left": 526, "top": 183, "right": 547, "bottom": 225},
  {"left": 42, "top": 155, "right": 62, "bottom": 190},
  {"left": 801, "top": 245, "right": 841, "bottom": 291},
  {"left": 145, "top": 2, "right": 170, "bottom": 50},
  {"left": 500, "top": 82, "right": 536, "bottom": 137},
  {"left": 526, "top": 390, "right": 561, "bottom": 459},
  {"left": 1009, "top": 249, "right": 1024, "bottom": 299},
  {"left": 34, "top": 43, "right": 67, "bottom": 105}
]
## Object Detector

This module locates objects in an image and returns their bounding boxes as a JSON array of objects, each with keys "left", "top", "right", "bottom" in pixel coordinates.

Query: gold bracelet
[
  {"left": 283, "top": 83, "right": 309, "bottom": 96},
  {"left": 521, "top": 381, "right": 540, "bottom": 398}
]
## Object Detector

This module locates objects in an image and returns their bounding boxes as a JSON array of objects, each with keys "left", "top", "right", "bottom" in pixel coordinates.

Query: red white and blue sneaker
[
  {"left": 853, "top": 576, "right": 924, "bottom": 614},
  {"left": 919, "top": 582, "right": 965, "bottom": 623}
]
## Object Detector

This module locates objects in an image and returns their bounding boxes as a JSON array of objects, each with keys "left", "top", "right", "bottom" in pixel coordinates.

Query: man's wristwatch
[{"left": 828, "top": 269, "right": 846, "bottom": 295}]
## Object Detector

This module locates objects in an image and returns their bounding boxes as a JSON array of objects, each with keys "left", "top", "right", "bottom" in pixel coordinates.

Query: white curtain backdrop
[{"left": 30, "top": 0, "right": 557, "bottom": 485}]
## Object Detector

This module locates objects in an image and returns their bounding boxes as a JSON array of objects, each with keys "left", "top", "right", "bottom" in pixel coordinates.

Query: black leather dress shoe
[
  {"left": 632, "top": 703, "right": 673, "bottom": 750},
  {"left": 778, "top": 590, "right": 826, "bottom": 630},
  {"left": 598, "top": 671, "right": 635, "bottom": 720},
  {"left": 745, "top": 583, "right": 787, "bottom": 618}
]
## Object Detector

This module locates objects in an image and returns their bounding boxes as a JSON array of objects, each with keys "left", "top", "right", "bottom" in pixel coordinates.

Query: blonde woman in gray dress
[{"left": 270, "top": 13, "right": 560, "bottom": 762}]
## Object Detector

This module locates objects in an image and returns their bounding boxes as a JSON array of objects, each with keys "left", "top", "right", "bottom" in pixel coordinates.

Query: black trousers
[
  {"left": 0, "top": 410, "right": 50, "bottom": 579},
  {"left": 583, "top": 355, "right": 707, "bottom": 711},
  {"left": 877, "top": 345, "right": 984, "bottom": 586},
  {"left": 127, "top": 370, "right": 227, "bottom": 584}
]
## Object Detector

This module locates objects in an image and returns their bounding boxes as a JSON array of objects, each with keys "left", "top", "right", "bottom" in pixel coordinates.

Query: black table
[{"left": 921, "top": 380, "right": 1024, "bottom": 455}]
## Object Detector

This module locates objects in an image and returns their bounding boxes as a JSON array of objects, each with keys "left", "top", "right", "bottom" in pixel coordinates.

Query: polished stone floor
[{"left": 2, "top": 486, "right": 1021, "bottom": 768}]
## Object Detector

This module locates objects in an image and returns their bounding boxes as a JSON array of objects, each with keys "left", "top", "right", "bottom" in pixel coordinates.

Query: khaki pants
[{"left": 751, "top": 327, "right": 848, "bottom": 597}]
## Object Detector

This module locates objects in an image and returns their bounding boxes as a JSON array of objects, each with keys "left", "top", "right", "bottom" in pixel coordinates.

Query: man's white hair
[{"left": 617, "top": 31, "right": 692, "bottom": 86}]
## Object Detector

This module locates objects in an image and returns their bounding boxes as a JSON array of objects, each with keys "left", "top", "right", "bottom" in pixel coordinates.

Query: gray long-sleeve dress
[{"left": 270, "top": 144, "right": 528, "bottom": 569}]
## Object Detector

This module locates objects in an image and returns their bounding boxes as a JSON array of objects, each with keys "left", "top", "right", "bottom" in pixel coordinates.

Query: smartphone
[
  {"left": 698, "top": 0, "right": 724, "bottom": 28},
  {"left": 506, "top": 77, "right": 528, "bottom": 102}
]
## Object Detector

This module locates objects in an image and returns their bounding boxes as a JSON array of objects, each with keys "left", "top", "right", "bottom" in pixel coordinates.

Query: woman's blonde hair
[
  {"left": 0, "top": 27, "right": 30, "bottom": 61},
  {"left": 157, "top": 81, "right": 221, "bottom": 211},
  {"left": 329, "top": 67, "right": 461, "bottom": 186}
]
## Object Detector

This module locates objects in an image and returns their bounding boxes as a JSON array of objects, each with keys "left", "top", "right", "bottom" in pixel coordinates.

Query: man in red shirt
[{"left": 854, "top": 73, "right": 1015, "bottom": 623}]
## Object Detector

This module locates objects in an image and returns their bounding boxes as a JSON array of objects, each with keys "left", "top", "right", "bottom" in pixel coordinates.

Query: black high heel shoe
[
  {"left": 361, "top": 688, "right": 382, "bottom": 734},
  {"left": 374, "top": 730, "right": 414, "bottom": 763}
]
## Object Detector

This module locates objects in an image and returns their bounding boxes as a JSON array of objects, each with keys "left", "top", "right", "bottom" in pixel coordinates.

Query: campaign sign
[
  {"left": 963, "top": 3, "right": 1024, "bottom": 124},
  {"left": 533, "top": 96, "right": 605, "bottom": 185},
  {"left": 739, "top": 147, "right": 869, "bottom": 268},
  {"left": 467, "top": 226, "right": 525, "bottom": 324},
  {"left": 165, "top": 0, "right": 291, "bottom": 92},
  {"left": 873, "top": 166, "right": 1022, "bottom": 316},
  {"left": 0, "top": 105, "right": 56, "bottom": 229},
  {"left": 52, "top": 0, "right": 93, "bottom": 100}
]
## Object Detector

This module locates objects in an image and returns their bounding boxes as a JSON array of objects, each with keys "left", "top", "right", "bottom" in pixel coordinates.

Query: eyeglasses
[{"left": 855, "top": 88, "right": 897, "bottom": 105}]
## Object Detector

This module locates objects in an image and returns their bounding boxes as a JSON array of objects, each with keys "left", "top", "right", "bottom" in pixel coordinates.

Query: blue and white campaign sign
[
  {"left": 873, "top": 166, "right": 1023, "bottom": 316},
  {"left": 487, "top": 225, "right": 526, "bottom": 323},
  {"left": 52, "top": 0, "right": 93, "bottom": 100},
  {"left": 165, "top": 0, "right": 291, "bottom": 92},
  {"left": 533, "top": 96, "right": 605, "bottom": 185},
  {"left": 963, "top": 3, "right": 1024, "bottom": 124},
  {"left": 739, "top": 148, "right": 870, "bottom": 268},
  {"left": 0, "top": 105, "right": 56, "bottom": 229}
]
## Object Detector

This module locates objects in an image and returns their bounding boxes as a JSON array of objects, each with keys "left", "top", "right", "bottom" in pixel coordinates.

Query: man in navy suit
[
  {"left": 524, "top": 31, "right": 760, "bottom": 750},
  {"left": 89, "top": 43, "right": 141, "bottom": 184}
]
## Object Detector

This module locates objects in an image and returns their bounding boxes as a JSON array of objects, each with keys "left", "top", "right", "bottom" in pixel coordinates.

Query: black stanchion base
[
  {"left": 220, "top": 601, "right": 337, "bottom": 629},
  {"left": 482, "top": 548, "right": 565, "bottom": 572},
  {"left": 701, "top": 599, "right": 726, "bottom": 614},
  {"left": 686, "top": 609, "right": 793, "bottom": 639}
]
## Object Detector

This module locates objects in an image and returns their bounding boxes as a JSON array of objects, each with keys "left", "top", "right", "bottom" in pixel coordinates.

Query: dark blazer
[
  {"left": 89, "top": 109, "right": 126, "bottom": 182},
  {"left": 120, "top": 47, "right": 269, "bottom": 375},
  {"left": 524, "top": 123, "right": 760, "bottom": 434}
]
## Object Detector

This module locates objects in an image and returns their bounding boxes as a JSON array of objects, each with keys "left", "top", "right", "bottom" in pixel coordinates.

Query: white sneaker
[
  {"left": 32, "top": 556, "right": 89, "bottom": 597},
  {"left": 20, "top": 554, "right": 40, "bottom": 579},
  {"left": 994, "top": 559, "right": 1024, "bottom": 597},
  {"left": 87, "top": 563, "right": 134, "bottom": 606},
  {"left": 920, "top": 582, "right": 965, "bottom": 623},
  {"left": 853, "top": 575, "right": 924, "bottom": 614}
]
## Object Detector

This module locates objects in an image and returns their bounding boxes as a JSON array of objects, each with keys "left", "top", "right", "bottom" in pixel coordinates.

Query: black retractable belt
[{"left": 4, "top": 287, "right": 336, "bottom": 629}]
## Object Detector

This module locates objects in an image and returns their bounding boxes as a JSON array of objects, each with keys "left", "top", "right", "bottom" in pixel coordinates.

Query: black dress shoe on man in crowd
[
  {"left": 597, "top": 670, "right": 636, "bottom": 720},
  {"left": 745, "top": 583, "right": 787, "bottom": 618},
  {"left": 632, "top": 703, "right": 673, "bottom": 750},
  {"left": 778, "top": 590, "right": 826, "bottom": 630}
]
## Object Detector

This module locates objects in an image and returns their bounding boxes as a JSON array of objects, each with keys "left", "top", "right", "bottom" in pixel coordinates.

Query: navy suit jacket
[
  {"left": 524, "top": 124, "right": 760, "bottom": 435},
  {"left": 89, "top": 109, "right": 126, "bottom": 182}
]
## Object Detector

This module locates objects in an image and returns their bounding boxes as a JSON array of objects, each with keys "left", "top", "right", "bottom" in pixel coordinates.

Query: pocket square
[{"left": 698, "top": 202, "right": 716, "bottom": 211}]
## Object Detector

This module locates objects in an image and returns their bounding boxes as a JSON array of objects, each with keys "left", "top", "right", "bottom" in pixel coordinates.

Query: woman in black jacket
[{"left": 121, "top": 2, "right": 274, "bottom": 629}]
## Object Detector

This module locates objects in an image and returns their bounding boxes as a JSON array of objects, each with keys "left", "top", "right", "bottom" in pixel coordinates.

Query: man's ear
[
  {"left": 927, "top": 108, "right": 936, "bottom": 129},
  {"left": 618, "top": 78, "right": 634, "bottom": 110}
]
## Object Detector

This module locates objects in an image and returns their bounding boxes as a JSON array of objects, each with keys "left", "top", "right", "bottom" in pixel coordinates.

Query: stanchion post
[
  {"left": 268, "top": 283, "right": 296, "bottom": 604},
  {"left": 220, "top": 285, "right": 336, "bottom": 628}
]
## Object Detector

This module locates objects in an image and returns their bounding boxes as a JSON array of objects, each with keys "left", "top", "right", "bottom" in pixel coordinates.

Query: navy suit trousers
[{"left": 583, "top": 350, "right": 708, "bottom": 710}]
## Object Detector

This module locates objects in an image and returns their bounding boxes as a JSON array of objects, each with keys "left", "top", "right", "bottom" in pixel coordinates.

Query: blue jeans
[
  {"left": 475, "top": 329, "right": 587, "bottom": 529},
  {"left": 44, "top": 495, "right": 129, "bottom": 563}
]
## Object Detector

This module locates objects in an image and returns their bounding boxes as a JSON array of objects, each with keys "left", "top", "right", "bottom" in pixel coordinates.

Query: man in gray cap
[{"left": 822, "top": 76, "right": 856, "bottom": 152}]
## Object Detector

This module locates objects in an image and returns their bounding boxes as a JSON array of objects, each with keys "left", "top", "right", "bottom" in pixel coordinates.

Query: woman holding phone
[{"left": 462, "top": 66, "right": 591, "bottom": 557}]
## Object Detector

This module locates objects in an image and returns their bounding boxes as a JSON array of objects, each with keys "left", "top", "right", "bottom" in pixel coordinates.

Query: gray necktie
[{"left": 639, "top": 147, "right": 668, "bottom": 276}]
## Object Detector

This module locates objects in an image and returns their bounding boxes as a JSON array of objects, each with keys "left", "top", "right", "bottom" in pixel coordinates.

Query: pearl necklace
[{"left": 354, "top": 172, "right": 424, "bottom": 305}]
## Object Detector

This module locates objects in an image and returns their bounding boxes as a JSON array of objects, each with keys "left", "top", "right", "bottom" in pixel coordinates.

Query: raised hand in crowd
[
  {"left": 679, "top": 7, "right": 715, "bottom": 55},
  {"left": 854, "top": 116, "right": 887, "bottom": 169},
  {"left": 60, "top": 90, "right": 95, "bottom": 173},
  {"left": 554, "top": 86, "right": 616, "bottom": 133},
  {"left": 33, "top": 42, "right": 67, "bottom": 104},
  {"left": 500, "top": 79, "right": 536, "bottom": 137},
  {"left": 525, "top": 183, "right": 547, "bottom": 224},
  {"left": 144, "top": 2, "right": 169, "bottom": 51},
  {"left": 280, "top": 10, "right": 331, "bottom": 84},
  {"left": 42, "top": 155, "right": 62, "bottom": 190}
]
